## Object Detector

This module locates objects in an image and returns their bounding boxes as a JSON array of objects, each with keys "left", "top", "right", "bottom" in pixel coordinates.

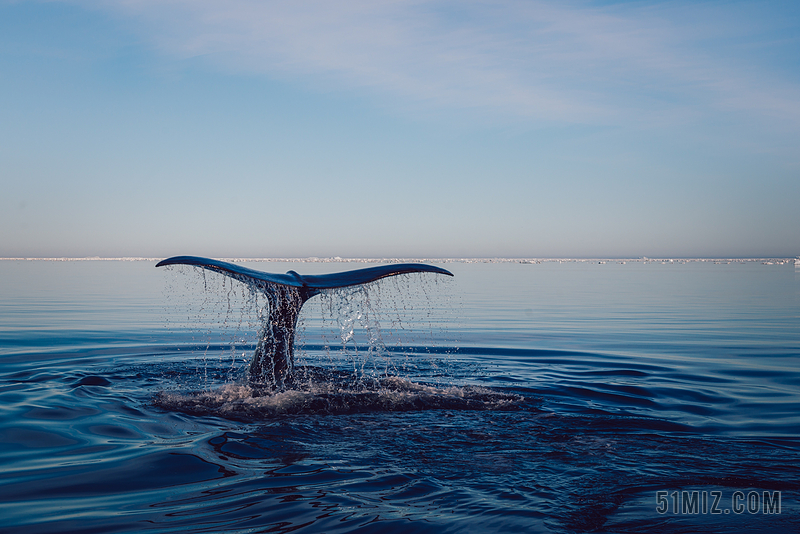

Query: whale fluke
[{"left": 157, "top": 256, "right": 453, "bottom": 388}]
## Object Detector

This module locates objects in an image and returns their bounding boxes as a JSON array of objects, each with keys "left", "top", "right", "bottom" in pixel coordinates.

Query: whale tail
[{"left": 157, "top": 256, "right": 453, "bottom": 388}]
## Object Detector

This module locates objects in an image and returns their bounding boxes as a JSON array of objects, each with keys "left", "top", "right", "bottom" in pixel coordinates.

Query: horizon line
[{"left": 0, "top": 257, "right": 797, "bottom": 263}]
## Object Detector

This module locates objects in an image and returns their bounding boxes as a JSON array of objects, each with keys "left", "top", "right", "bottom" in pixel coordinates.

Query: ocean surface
[{"left": 1, "top": 259, "right": 798, "bottom": 533}]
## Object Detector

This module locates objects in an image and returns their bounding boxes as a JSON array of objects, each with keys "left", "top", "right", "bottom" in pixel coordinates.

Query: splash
[
  {"left": 158, "top": 262, "right": 489, "bottom": 417},
  {"left": 154, "top": 375, "right": 524, "bottom": 418},
  {"left": 157, "top": 256, "right": 453, "bottom": 388}
]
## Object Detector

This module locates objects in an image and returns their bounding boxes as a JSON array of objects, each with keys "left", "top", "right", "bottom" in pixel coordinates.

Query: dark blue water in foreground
[{"left": 1, "top": 259, "right": 799, "bottom": 533}]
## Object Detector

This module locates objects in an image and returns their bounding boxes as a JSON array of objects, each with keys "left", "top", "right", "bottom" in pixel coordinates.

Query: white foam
[{"left": 155, "top": 377, "right": 524, "bottom": 418}]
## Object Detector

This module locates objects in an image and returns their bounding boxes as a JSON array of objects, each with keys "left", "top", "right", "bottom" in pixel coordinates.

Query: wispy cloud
[{"left": 67, "top": 0, "right": 800, "bottom": 128}]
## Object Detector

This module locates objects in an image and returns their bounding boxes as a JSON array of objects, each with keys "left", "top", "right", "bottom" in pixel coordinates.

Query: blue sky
[{"left": 1, "top": 0, "right": 798, "bottom": 258}]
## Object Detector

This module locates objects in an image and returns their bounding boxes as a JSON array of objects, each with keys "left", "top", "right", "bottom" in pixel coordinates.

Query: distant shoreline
[{"left": 0, "top": 257, "right": 796, "bottom": 264}]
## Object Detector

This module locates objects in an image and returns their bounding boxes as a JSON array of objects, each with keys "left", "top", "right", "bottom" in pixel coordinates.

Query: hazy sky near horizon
[{"left": 1, "top": 0, "right": 799, "bottom": 258}]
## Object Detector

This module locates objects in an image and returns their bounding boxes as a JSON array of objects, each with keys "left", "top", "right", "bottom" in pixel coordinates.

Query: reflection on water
[{"left": 0, "top": 260, "right": 799, "bottom": 533}]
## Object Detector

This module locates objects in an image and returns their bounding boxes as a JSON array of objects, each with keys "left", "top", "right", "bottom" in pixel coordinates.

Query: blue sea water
[{"left": 1, "top": 259, "right": 799, "bottom": 533}]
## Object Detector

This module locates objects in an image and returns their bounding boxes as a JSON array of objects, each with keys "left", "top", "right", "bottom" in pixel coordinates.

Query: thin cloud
[{"left": 69, "top": 0, "right": 800, "bottom": 128}]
